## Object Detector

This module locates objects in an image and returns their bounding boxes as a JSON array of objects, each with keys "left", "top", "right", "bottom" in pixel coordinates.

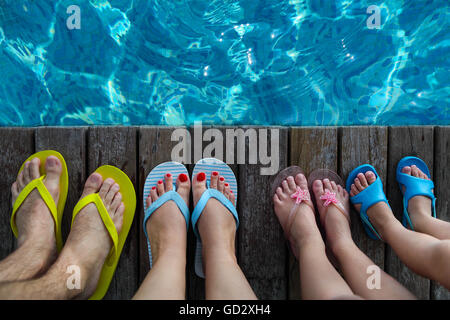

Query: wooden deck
[{"left": 0, "top": 126, "right": 448, "bottom": 300}]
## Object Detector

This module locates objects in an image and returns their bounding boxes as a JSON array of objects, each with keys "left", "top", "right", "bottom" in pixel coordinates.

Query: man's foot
[
  {"left": 312, "top": 178, "right": 351, "bottom": 253},
  {"left": 400, "top": 165, "right": 433, "bottom": 227},
  {"left": 145, "top": 172, "right": 190, "bottom": 264},
  {"left": 273, "top": 174, "right": 319, "bottom": 257},
  {"left": 10, "top": 156, "right": 61, "bottom": 261},
  {"left": 193, "top": 171, "right": 236, "bottom": 261},
  {"left": 349, "top": 172, "right": 397, "bottom": 237},
  {"left": 61, "top": 172, "right": 124, "bottom": 299}
]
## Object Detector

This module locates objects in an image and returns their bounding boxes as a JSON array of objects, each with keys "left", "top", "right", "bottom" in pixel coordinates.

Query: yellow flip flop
[
  {"left": 11, "top": 150, "right": 69, "bottom": 252},
  {"left": 71, "top": 165, "right": 136, "bottom": 300}
]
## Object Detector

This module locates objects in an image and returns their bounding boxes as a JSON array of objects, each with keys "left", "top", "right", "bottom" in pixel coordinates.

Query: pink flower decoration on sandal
[
  {"left": 320, "top": 189, "right": 339, "bottom": 207},
  {"left": 291, "top": 187, "right": 310, "bottom": 205}
]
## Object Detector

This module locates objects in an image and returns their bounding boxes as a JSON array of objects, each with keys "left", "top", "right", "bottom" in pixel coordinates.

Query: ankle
[
  {"left": 329, "top": 238, "right": 358, "bottom": 258},
  {"left": 202, "top": 244, "right": 237, "bottom": 264}
]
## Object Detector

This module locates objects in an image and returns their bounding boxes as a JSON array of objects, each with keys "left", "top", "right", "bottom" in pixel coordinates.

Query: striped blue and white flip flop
[
  {"left": 191, "top": 158, "right": 239, "bottom": 278},
  {"left": 142, "top": 161, "right": 190, "bottom": 268}
]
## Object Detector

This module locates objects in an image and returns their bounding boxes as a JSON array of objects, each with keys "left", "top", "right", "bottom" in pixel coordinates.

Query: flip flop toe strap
[
  {"left": 72, "top": 193, "right": 119, "bottom": 266},
  {"left": 11, "top": 176, "right": 58, "bottom": 238},
  {"left": 191, "top": 189, "right": 239, "bottom": 238},
  {"left": 320, "top": 189, "right": 347, "bottom": 218}
]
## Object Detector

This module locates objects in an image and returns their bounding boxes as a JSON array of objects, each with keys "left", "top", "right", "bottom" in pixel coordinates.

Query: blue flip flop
[
  {"left": 142, "top": 161, "right": 190, "bottom": 268},
  {"left": 396, "top": 156, "right": 436, "bottom": 230},
  {"left": 191, "top": 158, "right": 239, "bottom": 278},
  {"left": 346, "top": 164, "right": 390, "bottom": 240}
]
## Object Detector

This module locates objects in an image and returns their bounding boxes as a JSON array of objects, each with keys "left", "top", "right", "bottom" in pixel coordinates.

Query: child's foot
[
  {"left": 312, "top": 178, "right": 351, "bottom": 252},
  {"left": 193, "top": 171, "right": 236, "bottom": 261},
  {"left": 145, "top": 173, "right": 190, "bottom": 265},
  {"left": 349, "top": 172, "right": 397, "bottom": 237},
  {"left": 400, "top": 165, "right": 433, "bottom": 228},
  {"left": 273, "top": 174, "right": 319, "bottom": 257}
]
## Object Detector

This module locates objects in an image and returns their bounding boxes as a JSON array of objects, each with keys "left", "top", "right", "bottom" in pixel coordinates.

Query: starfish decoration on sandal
[
  {"left": 291, "top": 187, "right": 310, "bottom": 205},
  {"left": 320, "top": 189, "right": 339, "bottom": 207}
]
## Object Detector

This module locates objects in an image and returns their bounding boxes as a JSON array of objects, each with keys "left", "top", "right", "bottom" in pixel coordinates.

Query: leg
[
  {"left": 312, "top": 179, "right": 415, "bottom": 299},
  {"left": 400, "top": 165, "right": 450, "bottom": 240},
  {"left": 0, "top": 157, "right": 61, "bottom": 282},
  {"left": 273, "top": 174, "right": 359, "bottom": 300},
  {"left": 350, "top": 172, "right": 450, "bottom": 290},
  {"left": 0, "top": 172, "right": 125, "bottom": 299},
  {"left": 133, "top": 173, "right": 190, "bottom": 300},
  {"left": 193, "top": 171, "right": 256, "bottom": 300}
]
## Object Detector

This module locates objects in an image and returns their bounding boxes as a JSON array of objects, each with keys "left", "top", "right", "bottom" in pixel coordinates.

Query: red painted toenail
[
  {"left": 212, "top": 171, "right": 218, "bottom": 176},
  {"left": 158, "top": 180, "right": 163, "bottom": 184},
  {"left": 230, "top": 190, "right": 233, "bottom": 193},
  {"left": 197, "top": 172, "right": 206, "bottom": 181},
  {"left": 166, "top": 173, "right": 171, "bottom": 178},
  {"left": 151, "top": 186, "right": 156, "bottom": 190},
  {"left": 225, "top": 183, "right": 229, "bottom": 187},
  {"left": 219, "top": 177, "right": 224, "bottom": 181},
  {"left": 179, "top": 173, "right": 188, "bottom": 182}
]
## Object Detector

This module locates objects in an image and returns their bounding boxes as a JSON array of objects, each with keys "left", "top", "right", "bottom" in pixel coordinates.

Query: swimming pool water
[{"left": 0, "top": 0, "right": 449, "bottom": 126}]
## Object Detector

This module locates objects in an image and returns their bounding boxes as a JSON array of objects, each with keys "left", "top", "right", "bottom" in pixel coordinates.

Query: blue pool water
[{"left": 0, "top": 0, "right": 449, "bottom": 126}]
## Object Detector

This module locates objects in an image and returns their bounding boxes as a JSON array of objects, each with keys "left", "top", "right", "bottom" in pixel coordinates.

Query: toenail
[
  {"left": 166, "top": 173, "right": 171, "bottom": 178},
  {"left": 212, "top": 171, "right": 218, "bottom": 176},
  {"left": 179, "top": 173, "right": 188, "bottom": 182},
  {"left": 219, "top": 177, "right": 224, "bottom": 181},
  {"left": 158, "top": 180, "right": 163, "bottom": 184},
  {"left": 152, "top": 186, "right": 156, "bottom": 190},
  {"left": 225, "top": 183, "right": 229, "bottom": 187},
  {"left": 197, "top": 172, "right": 206, "bottom": 182}
]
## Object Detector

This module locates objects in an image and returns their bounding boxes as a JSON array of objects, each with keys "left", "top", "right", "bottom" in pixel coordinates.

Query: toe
[
  {"left": 286, "top": 176, "right": 296, "bottom": 191},
  {"left": 110, "top": 192, "right": 122, "bottom": 212},
  {"left": 276, "top": 186, "right": 286, "bottom": 199},
  {"left": 411, "top": 165, "right": 419, "bottom": 178},
  {"left": 365, "top": 171, "right": 377, "bottom": 184},
  {"left": 175, "top": 173, "right": 190, "bottom": 204},
  {"left": 150, "top": 186, "right": 158, "bottom": 202},
  {"left": 29, "top": 158, "right": 41, "bottom": 180},
  {"left": 330, "top": 180, "right": 338, "bottom": 191},
  {"left": 23, "top": 161, "right": 31, "bottom": 183},
  {"left": 323, "top": 178, "right": 332, "bottom": 192},
  {"left": 350, "top": 184, "right": 358, "bottom": 196},
  {"left": 146, "top": 194, "right": 152, "bottom": 207},
  {"left": 357, "top": 173, "right": 368, "bottom": 188},
  {"left": 273, "top": 193, "right": 282, "bottom": 206},
  {"left": 194, "top": 172, "right": 207, "bottom": 188},
  {"left": 282, "top": 180, "right": 290, "bottom": 194},
  {"left": 164, "top": 173, "right": 173, "bottom": 191},
  {"left": 17, "top": 170, "right": 25, "bottom": 190},
  {"left": 312, "top": 179, "right": 324, "bottom": 197},
  {"left": 402, "top": 166, "right": 412, "bottom": 175},
  {"left": 294, "top": 173, "right": 308, "bottom": 190},
  {"left": 218, "top": 176, "right": 225, "bottom": 192},
  {"left": 44, "top": 156, "right": 62, "bottom": 187},
  {"left": 105, "top": 183, "right": 120, "bottom": 205},
  {"left": 210, "top": 171, "right": 219, "bottom": 189},
  {"left": 11, "top": 182, "right": 19, "bottom": 203},
  {"left": 81, "top": 172, "right": 103, "bottom": 198},
  {"left": 354, "top": 177, "right": 364, "bottom": 192},
  {"left": 99, "top": 178, "right": 114, "bottom": 200},
  {"left": 229, "top": 189, "right": 235, "bottom": 206},
  {"left": 156, "top": 179, "right": 165, "bottom": 195}
]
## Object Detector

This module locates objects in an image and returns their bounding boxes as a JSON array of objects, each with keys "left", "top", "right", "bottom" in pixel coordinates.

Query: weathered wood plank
[
  {"left": 88, "top": 127, "right": 139, "bottom": 300},
  {"left": 0, "top": 128, "right": 34, "bottom": 260},
  {"left": 339, "top": 127, "right": 387, "bottom": 268},
  {"left": 431, "top": 126, "right": 450, "bottom": 300},
  {"left": 289, "top": 127, "right": 338, "bottom": 299},
  {"left": 238, "top": 127, "right": 288, "bottom": 299},
  {"left": 35, "top": 127, "right": 87, "bottom": 241},
  {"left": 386, "top": 126, "right": 433, "bottom": 300},
  {"left": 138, "top": 127, "right": 184, "bottom": 282}
]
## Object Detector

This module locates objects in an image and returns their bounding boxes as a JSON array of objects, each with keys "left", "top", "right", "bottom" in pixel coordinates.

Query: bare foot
[
  {"left": 145, "top": 172, "right": 190, "bottom": 264},
  {"left": 312, "top": 178, "right": 351, "bottom": 253},
  {"left": 273, "top": 174, "right": 318, "bottom": 257},
  {"left": 193, "top": 171, "right": 236, "bottom": 260},
  {"left": 61, "top": 172, "right": 125, "bottom": 299},
  {"left": 400, "top": 165, "right": 433, "bottom": 227},
  {"left": 10, "top": 156, "right": 61, "bottom": 264}
]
